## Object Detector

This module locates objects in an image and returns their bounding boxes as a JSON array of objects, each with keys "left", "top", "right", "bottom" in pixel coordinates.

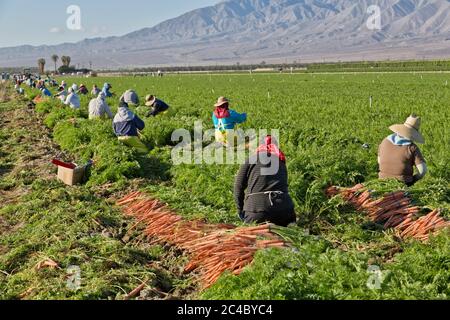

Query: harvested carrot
[
  {"left": 326, "top": 184, "right": 449, "bottom": 243},
  {"left": 124, "top": 280, "right": 148, "bottom": 300}
]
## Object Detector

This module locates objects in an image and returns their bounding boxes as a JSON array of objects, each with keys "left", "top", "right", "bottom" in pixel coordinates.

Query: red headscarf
[
  {"left": 214, "top": 104, "right": 230, "bottom": 119},
  {"left": 256, "top": 135, "right": 286, "bottom": 162}
]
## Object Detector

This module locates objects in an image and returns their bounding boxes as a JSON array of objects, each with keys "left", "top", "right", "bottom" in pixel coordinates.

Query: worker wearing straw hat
[
  {"left": 212, "top": 97, "right": 247, "bottom": 146},
  {"left": 144, "top": 94, "right": 170, "bottom": 117},
  {"left": 78, "top": 84, "right": 89, "bottom": 95},
  {"left": 378, "top": 115, "right": 427, "bottom": 186}
]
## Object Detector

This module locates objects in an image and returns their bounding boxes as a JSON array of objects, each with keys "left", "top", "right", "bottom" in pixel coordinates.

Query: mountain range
[{"left": 1, "top": 0, "right": 450, "bottom": 68}]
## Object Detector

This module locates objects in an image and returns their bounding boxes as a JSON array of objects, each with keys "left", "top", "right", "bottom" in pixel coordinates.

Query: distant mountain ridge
[{"left": 1, "top": 0, "right": 450, "bottom": 68}]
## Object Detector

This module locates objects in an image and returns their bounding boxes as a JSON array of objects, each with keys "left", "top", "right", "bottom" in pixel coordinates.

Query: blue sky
[{"left": 0, "top": 0, "right": 219, "bottom": 48}]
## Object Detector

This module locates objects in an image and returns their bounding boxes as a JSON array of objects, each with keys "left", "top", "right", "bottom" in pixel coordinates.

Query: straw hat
[
  {"left": 389, "top": 115, "right": 425, "bottom": 144},
  {"left": 214, "top": 96, "right": 229, "bottom": 108},
  {"left": 145, "top": 94, "right": 156, "bottom": 106}
]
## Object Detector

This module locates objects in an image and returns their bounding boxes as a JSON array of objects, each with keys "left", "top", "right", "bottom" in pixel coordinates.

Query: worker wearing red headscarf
[{"left": 234, "top": 136, "right": 296, "bottom": 227}]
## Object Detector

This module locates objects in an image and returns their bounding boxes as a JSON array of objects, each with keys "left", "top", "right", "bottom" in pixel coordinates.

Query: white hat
[{"left": 389, "top": 115, "right": 425, "bottom": 144}]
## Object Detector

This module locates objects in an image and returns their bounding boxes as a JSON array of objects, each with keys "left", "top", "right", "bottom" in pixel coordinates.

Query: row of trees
[{"left": 37, "top": 55, "right": 72, "bottom": 74}]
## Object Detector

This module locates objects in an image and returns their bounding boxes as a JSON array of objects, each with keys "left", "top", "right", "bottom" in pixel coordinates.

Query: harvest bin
[
  {"left": 52, "top": 159, "right": 92, "bottom": 186},
  {"left": 57, "top": 165, "right": 87, "bottom": 186}
]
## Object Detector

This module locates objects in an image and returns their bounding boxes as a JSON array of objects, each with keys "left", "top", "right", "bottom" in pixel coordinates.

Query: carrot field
[{"left": 0, "top": 73, "right": 449, "bottom": 300}]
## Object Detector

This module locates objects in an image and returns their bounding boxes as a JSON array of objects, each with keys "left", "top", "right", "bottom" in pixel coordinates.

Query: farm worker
[
  {"left": 102, "top": 83, "right": 113, "bottom": 98},
  {"left": 91, "top": 84, "right": 101, "bottom": 96},
  {"left": 58, "top": 81, "right": 66, "bottom": 92},
  {"left": 234, "top": 135, "right": 296, "bottom": 227},
  {"left": 64, "top": 88, "right": 81, "bottom": 109},
  {"left": 378, "top": 115, "right": 427, "bottom": 186},
  {"left": 145, "top": 95, "right": 170, "bottom": 117},
  {"left": 113, "top": 100, "right": 148, "bottom": 154},
  {"left": 212, "top": 97, "right": 247, "bottom": 146},
  {"left": 89, "top": 92, "right": 113, "bottom": 120},
  {"left": 40, "top": 86, "right": 52, "bottom": 97},
  {"left": 120, "top": 89, "right": 140, "bottom": 106},
  {"left": 15, "top": 84, "right": 24, "bottom": 95},
  {"left": 36, "top": 80, "right": 45, "bottom": 90},
  {"left": 55, "top": 87, "right": 68, "bottom": 103},
  {"left": 78, "top": 84, "right": 89, "bottom": 95}
]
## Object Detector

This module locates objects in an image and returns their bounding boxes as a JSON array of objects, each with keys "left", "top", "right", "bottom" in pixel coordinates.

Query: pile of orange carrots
[
  {"left": 326, "top": 184, "right": 449, "bottom": 242},
  {"left": 117, "top": 191, "right": 289, "bottom": 288},
  {"left": 32, "top": 95, "right": 47, "bottom": 104}
]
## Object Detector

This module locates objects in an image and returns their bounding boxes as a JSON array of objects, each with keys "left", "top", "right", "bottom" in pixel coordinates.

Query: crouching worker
[
  {"left": 378, "top": 115, "right": 427, "bottom": 186},
  {"left": 212, "top": 97, "right": 247, "bottom": 146},
  {"left": 64, "top": 87, "right": 80, "bottom": 109},
  {"left": 40, "top": 85, "right": 52, "bottom": 97},
  {"left": 145, "top": 95, "right": 169, "bottom": 117},
  {"left": 121, "top": 90, "right": 140, "bottom": 106},
  {"left": 91, "top": 84, "right": 101, "bottom": 96},
  {"left": 234, "top": 136, "right": 296, "bottom": 227},
  {"left": 113, "top": 101, "right": 148, "bottom": 154},
  {"left": 102, "top": 83, "right": 114, "bottom": 98},
  {"left": 78, "top": 84, "right": 89, "bottom": 95},
  {"left": 89, "top": 92, "right": 113, "bottom": 120}
]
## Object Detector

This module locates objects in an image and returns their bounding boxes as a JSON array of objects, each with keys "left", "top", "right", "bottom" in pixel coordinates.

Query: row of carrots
[
  {"left": 326, "top": 184, "right": 449, "bottom": 241},
  {"left": 117, "top": 191, "right": 289, "bottom": 289}
]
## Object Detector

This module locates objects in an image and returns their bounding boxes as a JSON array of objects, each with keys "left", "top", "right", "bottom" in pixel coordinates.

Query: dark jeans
[{"left": 242, "top": 209, "right": 297, "bottom": 227}]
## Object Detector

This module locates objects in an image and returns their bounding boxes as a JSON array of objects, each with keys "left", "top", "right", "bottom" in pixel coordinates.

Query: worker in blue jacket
[
  {"left": 212, "top": 96, "right": 247, "bottom": 146},
  {"left": 102, "top": 83, "right": 114, "bottom": 98},
  {"left": 113, "top": 100, "right": 148, "bottom": 154},
  {"left": 41, "top": 86, "right": 52, "bottom": 97}
]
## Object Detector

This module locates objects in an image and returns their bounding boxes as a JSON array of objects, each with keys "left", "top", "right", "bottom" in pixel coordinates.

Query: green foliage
[
  {"left": 7, "top": 73, "right": 449, "bottom": 300},
  {"left": 203, "top": 229, "right": 449, "bottom": 300},
  {"left": 52, "top": 119, "right": 141, "bottom": 186},
  {"left": 0, "top": 179, "right": 163, "bottom": 300}
]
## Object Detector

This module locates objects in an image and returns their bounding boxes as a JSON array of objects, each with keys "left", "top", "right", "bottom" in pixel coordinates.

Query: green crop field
[{"left": 0, "top": 73, "right": 449, "bottom": 300}]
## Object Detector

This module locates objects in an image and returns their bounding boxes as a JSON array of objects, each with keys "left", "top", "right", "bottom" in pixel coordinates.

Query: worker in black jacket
[
  {"left": 234, "top": 136, "right": 296, "bottom": 227},
  {"left": 145, "top": 94, "right": 170, "bottom": 117}
]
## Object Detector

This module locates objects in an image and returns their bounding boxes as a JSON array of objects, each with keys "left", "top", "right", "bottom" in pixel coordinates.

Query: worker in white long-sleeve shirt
[
  {"left": 64, "top": 88, "right": 81, "bottom": 109},
  {"left": 89, "top": 92, "right": 113, "bottom": 119}
]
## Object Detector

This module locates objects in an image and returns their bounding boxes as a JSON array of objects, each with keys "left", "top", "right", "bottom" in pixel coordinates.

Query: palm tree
[
  {"left": 37, "top": 58, "right": 46, "bottom": 74},
  {"left": 51, "top": 55, "right": 59, "bottom": 73},
  {"left": 61, "top": 56, "right": 72, "bottom": 67}
]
